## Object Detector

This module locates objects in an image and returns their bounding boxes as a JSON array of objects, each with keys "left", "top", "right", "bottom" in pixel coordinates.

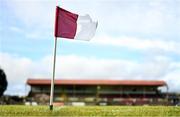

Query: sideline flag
[{"left": 54, "top": 6, "right": 98, "bottom": 41}]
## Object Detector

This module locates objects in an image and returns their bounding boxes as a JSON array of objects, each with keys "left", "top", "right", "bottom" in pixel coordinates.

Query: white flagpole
[
  {"left": 50, "top": 37, "right": 58, "bottom": 110},
  {"left": 49, "top": 0, "right": 59, "bottom": 111}
]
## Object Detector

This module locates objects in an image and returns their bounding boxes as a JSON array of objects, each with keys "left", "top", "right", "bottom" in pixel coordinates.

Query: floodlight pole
[{"left": 50, "top": 37, "right": 58, "bottom": 110}]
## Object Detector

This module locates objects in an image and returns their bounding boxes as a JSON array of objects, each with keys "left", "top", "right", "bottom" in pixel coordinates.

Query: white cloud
[
  {"left": 5, "top": 0, "right": 180, "bottom": 38},
  {"left": 6, "top": 0, "right": 55, "bottom": 28},
  {"left": 91, "top": 35, "right": 180, "bottom": 54},
  {"left": 164, "top": 69, "right": 180, "bottom": 92},
  {"left": 9, "top": 26, "right": 23, "bottom": 33},
  {"left": 1, "top": 52, "right": 180, "bottom": 95},
  {"left": 0, "top": 53, "right": 34, "bottom": 95},
  {"left": 8, "top": 25, "right": 51, "bottom": 40},
  {"left": 5, "top": 0, "right": 55, "bottom": 39}
]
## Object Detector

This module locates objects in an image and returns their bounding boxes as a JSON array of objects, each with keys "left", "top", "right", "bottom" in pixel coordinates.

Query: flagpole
[
  {"left": 49, "top": 37, "right": 58, "bottom": 110},
  {"left": 49, "top": 0, "right": 59, "bottom": 110}
]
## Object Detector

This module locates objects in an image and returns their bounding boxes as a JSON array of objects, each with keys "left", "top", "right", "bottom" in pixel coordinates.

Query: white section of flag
[{"left": 75, "top": 14, "right": 98, "bottom": 41}]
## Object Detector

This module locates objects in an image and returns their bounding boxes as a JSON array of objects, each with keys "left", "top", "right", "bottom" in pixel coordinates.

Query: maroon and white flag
[{"left": 54, "top": 6, "right": 97, "bottom": 41}]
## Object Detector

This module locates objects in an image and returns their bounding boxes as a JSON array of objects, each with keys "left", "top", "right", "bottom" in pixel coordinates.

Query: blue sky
[{"left": 0, "top": 0, "right": 180, "bottom": 95}]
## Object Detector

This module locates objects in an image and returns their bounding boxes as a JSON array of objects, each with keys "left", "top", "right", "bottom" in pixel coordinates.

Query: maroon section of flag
[{"left": 54, "top": 6, "right": 78, "bottom": 38}]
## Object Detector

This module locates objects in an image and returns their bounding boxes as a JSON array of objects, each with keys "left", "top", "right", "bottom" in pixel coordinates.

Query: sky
[{"left": 0, "top": 0, "right": 180, "bottom": 96}]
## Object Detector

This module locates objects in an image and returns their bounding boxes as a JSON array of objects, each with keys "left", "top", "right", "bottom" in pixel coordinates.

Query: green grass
[{"left": 0, "top": 105, "right": 180, "bottom": 116}]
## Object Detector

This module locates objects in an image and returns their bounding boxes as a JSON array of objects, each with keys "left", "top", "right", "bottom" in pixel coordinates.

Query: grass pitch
[{"left": 0, "top": 105, "right": 180, "bottom": 116}]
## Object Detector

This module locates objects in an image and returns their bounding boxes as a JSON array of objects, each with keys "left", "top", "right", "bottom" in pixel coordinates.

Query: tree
[{"left": 0, "top": 68, "right": 8, "bottom": 96}]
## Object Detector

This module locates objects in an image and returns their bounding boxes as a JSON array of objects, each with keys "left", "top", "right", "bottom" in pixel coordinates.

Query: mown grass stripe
[{"left": 0, "top": 105, "right": 179, "bottom": 116}]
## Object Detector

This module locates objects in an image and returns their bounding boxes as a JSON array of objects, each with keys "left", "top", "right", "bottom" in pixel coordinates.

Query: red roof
[{"left": 27, "top": 79, "right": 167, "bottom": 86}]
